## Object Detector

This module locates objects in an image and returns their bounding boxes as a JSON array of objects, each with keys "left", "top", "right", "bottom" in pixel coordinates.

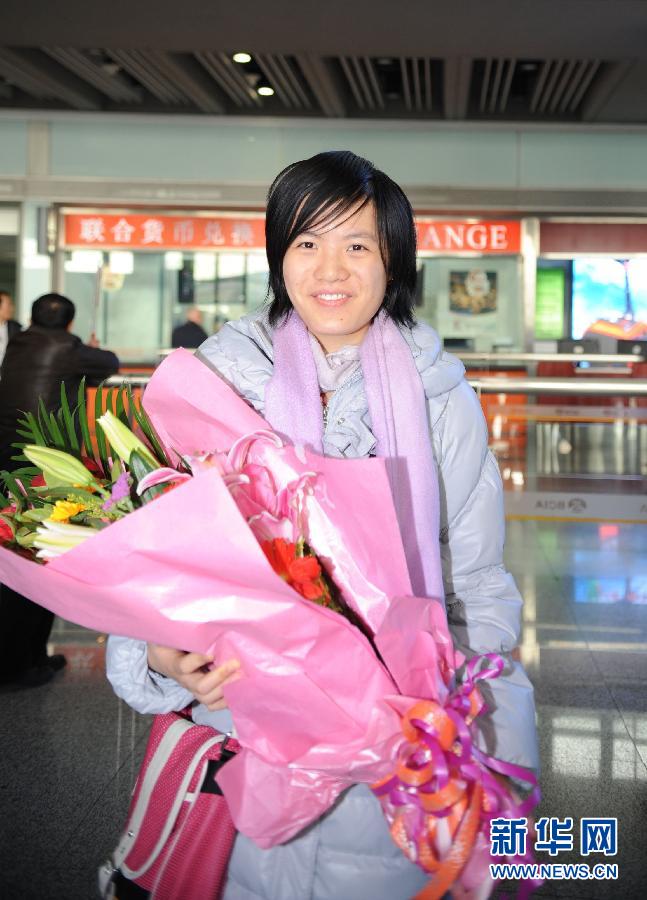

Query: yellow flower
[{"left": 49, "top": 500, "right": 87, "bottom": 523}]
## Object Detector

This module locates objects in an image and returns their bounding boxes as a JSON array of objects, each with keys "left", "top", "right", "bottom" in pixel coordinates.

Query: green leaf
[
  {"left": 128, "top": 449, "right": 167, "bottom": 504},
  {"left": 115, "top": 385, "right": 129, "bottom": 427},
  {"left": 21, "top": 411, "right": 46, "bottom": 447},
  {"left": 94, "top": 383, "right": 110, "bottom": 477},
  {"left": 37, "top": 397, "right": 56, "bottom": 445},
  {"left": 8, "top": 464, "right": 39, "bottom": 483},
  {"left": 0, "top": 471, "right": 27, "bottom": 512},
  {"left": 48, "top": 411, "right": 65, "bottom": 448},
  {"left": 30, "top": 485, "right": 79, "bottom": 500},
  {"left": 128, "top": 448, "right": 157, "bottom": 480},
  {"left": 110, "top": 457, "right": 122, "bottom": 482},
  {"left": 15, "top": 428, "right": 36, "bottom": 441},
  {"left": 9, "top": 444, "right": 29, "bottom": 465},
  {"left": 59, "top": 382, "right": 80, "bottom": 451},
  {"left": 15, "top": 528, "right": 38, "bottom": 549},
  {"left": 21, "top": 506, "right": 54, "bottom": 523},
  {"left": 77, "top": 378, "right": 93, "bottom": 459},
  {"left": 127, "top": 385, "right": 171, "bottom": 467}
]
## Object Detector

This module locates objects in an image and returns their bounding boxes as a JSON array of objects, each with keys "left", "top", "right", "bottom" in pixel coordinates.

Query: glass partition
[
  {"left": 474, "top": 385, "right": 647, "bottom": 524},
  {"left": 62, "top": 249, "right": 270, "bottom": 363},
  {"left": 417, "top": 255, "right": 524, "bottom": 351}
]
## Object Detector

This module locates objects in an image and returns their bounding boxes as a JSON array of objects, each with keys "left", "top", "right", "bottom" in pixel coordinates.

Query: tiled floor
[{"left": 1, "top": 520, "right": 645, "bottom": 899}]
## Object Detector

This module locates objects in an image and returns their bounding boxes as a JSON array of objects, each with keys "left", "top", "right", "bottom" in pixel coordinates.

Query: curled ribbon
[{"left": 372, "top": 653, "right": 541, "bottom": 900}]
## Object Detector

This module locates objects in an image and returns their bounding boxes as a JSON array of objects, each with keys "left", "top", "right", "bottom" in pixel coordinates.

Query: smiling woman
[
  {"left": 282, "top": 202, "right": 388, "bottom": 351},
  {"left": 106, "top": 149, "right": 538, "bottom": 900}
]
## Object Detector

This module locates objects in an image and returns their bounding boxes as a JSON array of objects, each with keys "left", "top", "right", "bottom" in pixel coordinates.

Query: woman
[{"left": 107, "top": 150, "right": 538, "bottom": 899}]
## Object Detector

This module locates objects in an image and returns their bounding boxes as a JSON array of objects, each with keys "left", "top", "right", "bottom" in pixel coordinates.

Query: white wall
[
  {"left": 0, "top": 120, "right": 27, "bottom": 176},
  {"left": 2, "top": 113, "right": 647, "bottom": 197}
]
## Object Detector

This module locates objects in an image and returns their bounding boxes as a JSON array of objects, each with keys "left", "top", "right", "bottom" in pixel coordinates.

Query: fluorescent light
[
  {"left": 218, "top": 253, "right": 245, "bottom": 278},
  {"left": 64, "top": 249, "right": 103, "bottom": 273},
  {"left": 194, "top": 252, "right": 216, "bottom": 281},
  {"left": 233, "top": 52, "right": 252, "bottom": 64},
  {"left": 164, "top": 251, "right": 184, "bottom": 271},
  {"left": 257, "top": 85, "right": 274, "bottom": 97},
  {"left": 22, "top": 237, "right": 51, "bottom": 269},
  {"left": 109, "top": 250, "right": 134, "bottom": 275}
]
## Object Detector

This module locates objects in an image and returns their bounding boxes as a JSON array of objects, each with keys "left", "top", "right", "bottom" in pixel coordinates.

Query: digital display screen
[{"left": 571, "top": 258, "right": 647, "bottom": 341}]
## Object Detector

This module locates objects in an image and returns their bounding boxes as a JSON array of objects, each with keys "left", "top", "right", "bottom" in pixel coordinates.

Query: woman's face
[{"left": 282, "top": 201, "right": 387, "bottom": 353}]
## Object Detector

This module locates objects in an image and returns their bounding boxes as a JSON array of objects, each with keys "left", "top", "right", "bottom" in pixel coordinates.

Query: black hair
[
  {"left": 31, "top": 293, "right": 75, "bottom": 329},
  {"left": 265, "top": 150, "right": 417, "bottom": 327}
]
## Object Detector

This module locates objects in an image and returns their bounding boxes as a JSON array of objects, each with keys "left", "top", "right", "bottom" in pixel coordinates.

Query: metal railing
[
  {"left": 107, "top": 372, "right": 647, "bottom": 398},
  {"left": 154, "top": 350, "right": 644, "bottom": 364},
  {"left": 458, "top": 351, "right": 644, "bottom": 365},
  {"left": 468, "top": 377, "right": 647, "bottom": 397}
]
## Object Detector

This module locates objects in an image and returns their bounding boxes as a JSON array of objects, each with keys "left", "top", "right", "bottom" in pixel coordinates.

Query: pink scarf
[{"left": 264, "top": 311, "right": 443, "bottom": 600}]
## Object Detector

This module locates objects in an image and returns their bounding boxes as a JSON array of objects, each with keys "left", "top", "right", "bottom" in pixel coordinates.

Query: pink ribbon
[{"left": 372, "top": 653, "right": 542, "bottom": 896}]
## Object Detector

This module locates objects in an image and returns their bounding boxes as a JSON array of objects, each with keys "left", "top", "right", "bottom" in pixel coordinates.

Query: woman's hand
[{"left": 147, "top": 643, "right": 241, "bottom": 711}]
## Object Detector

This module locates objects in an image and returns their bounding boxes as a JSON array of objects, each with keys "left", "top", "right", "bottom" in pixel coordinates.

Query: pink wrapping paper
[{"left": 0, "top": 350, "right": 454, "bottom": 846}]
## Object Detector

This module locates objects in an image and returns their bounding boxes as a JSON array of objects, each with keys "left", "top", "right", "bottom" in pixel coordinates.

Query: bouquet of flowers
[{"left": 0, "top": 350, "right": 539, "bottom": 899}]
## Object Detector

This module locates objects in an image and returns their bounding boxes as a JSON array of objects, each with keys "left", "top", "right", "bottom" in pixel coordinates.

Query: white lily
[
  {"left": 97, "top": 411, "right": 158, "bottom": 468},
  {"left": 23, "top": 445, "right": 97, "bottom": 488},
  {"left": 33, "top": 519, "right": 97, "bottom": 560}
]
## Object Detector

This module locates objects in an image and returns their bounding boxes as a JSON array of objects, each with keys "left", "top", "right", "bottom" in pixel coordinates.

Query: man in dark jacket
[
  {"left": 171, "top": 307, "right": 208, "bottom": 349},
  {"left": 0, "top": 290, "right": 22, "bottom": 367},
  {"left": 0, "top": 293, "right": 119, "bottom": 687}
]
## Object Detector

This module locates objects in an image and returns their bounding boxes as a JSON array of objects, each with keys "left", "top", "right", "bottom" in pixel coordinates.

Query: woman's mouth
[{"left": 312, "top": 292, "right": 352, "bottom": 307}]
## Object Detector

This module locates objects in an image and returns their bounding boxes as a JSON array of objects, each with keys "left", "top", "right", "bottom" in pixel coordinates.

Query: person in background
[
  {"left": 0, "top": 292, "right": 119, "bottom": 688},
  {"left": 0, "top": 290, "right": 21, "bottom": 367},
  {"left": 171, "top": 306, "right": 209, "bottom": 348}
]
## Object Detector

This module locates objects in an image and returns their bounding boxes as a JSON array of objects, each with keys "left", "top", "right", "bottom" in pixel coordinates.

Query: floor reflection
[{"left": 0, "top": 519, "right": 644, "bottom": 899}]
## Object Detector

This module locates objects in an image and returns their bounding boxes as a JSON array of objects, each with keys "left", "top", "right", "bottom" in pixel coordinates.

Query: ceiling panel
[{"left": 0, "top": 1, "right": 646, "bottom": 124}]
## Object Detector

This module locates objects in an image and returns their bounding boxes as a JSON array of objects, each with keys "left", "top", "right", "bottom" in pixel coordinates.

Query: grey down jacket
[{"left": 106, "top": 310, "right": 538, "bottom": 900}]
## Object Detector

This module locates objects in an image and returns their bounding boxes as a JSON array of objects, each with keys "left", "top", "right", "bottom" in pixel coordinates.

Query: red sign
[
  {"left": 416, "top": 220, "right": 521, "bottom": 254},
  {"left": 62, "top": 213, "right": 266, "bottom": 250},
  {"left": 540, "top": 222, "right": 647, "bottom": 254},
  {"left": 63, "top": 213, "right": 521, "bottom": 255}
]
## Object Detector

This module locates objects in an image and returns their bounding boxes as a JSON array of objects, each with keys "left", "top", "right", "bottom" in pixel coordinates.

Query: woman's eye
[
  {"left": 349, "top": 243, "right": 367, "bottom": 252},
  {"left": 297, "top": 241, "right": 315, "bottom": 249}
]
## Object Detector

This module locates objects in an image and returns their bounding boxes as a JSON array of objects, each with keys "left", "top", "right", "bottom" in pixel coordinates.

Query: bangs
[{"left": 288, "top": 191, "right": 371, "bottom": 244}]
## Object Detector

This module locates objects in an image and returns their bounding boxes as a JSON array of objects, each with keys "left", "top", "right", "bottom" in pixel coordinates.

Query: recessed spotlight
[
  {"left": 257, "top": 85, "right": 275, "bottom": 96},
  {"left": 233, "top": 52, "right": 252, "bottom": 64},
  {"left": 101, "top": 62, "right": 121, "bottom": 76}
]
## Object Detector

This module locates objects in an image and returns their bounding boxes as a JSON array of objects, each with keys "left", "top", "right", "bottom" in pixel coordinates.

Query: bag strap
[{"left": 113, "top": 718, "right": 227, "bottom": 879}]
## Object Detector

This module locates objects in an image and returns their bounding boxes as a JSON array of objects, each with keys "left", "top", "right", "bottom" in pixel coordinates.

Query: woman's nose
[{"left": 313, "top": 249, "right": 349, "bottom": 281}]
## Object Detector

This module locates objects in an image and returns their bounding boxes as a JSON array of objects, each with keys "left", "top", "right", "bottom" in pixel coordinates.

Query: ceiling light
[
  {"left": 257, "top": 84, "right": 274, "bottom": 97},
  {"left": 109, "top": 250, "right": 134, "bottom": 275},
  {"left": 233, "top": 52, "right": 252, "bottom": 64}
]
